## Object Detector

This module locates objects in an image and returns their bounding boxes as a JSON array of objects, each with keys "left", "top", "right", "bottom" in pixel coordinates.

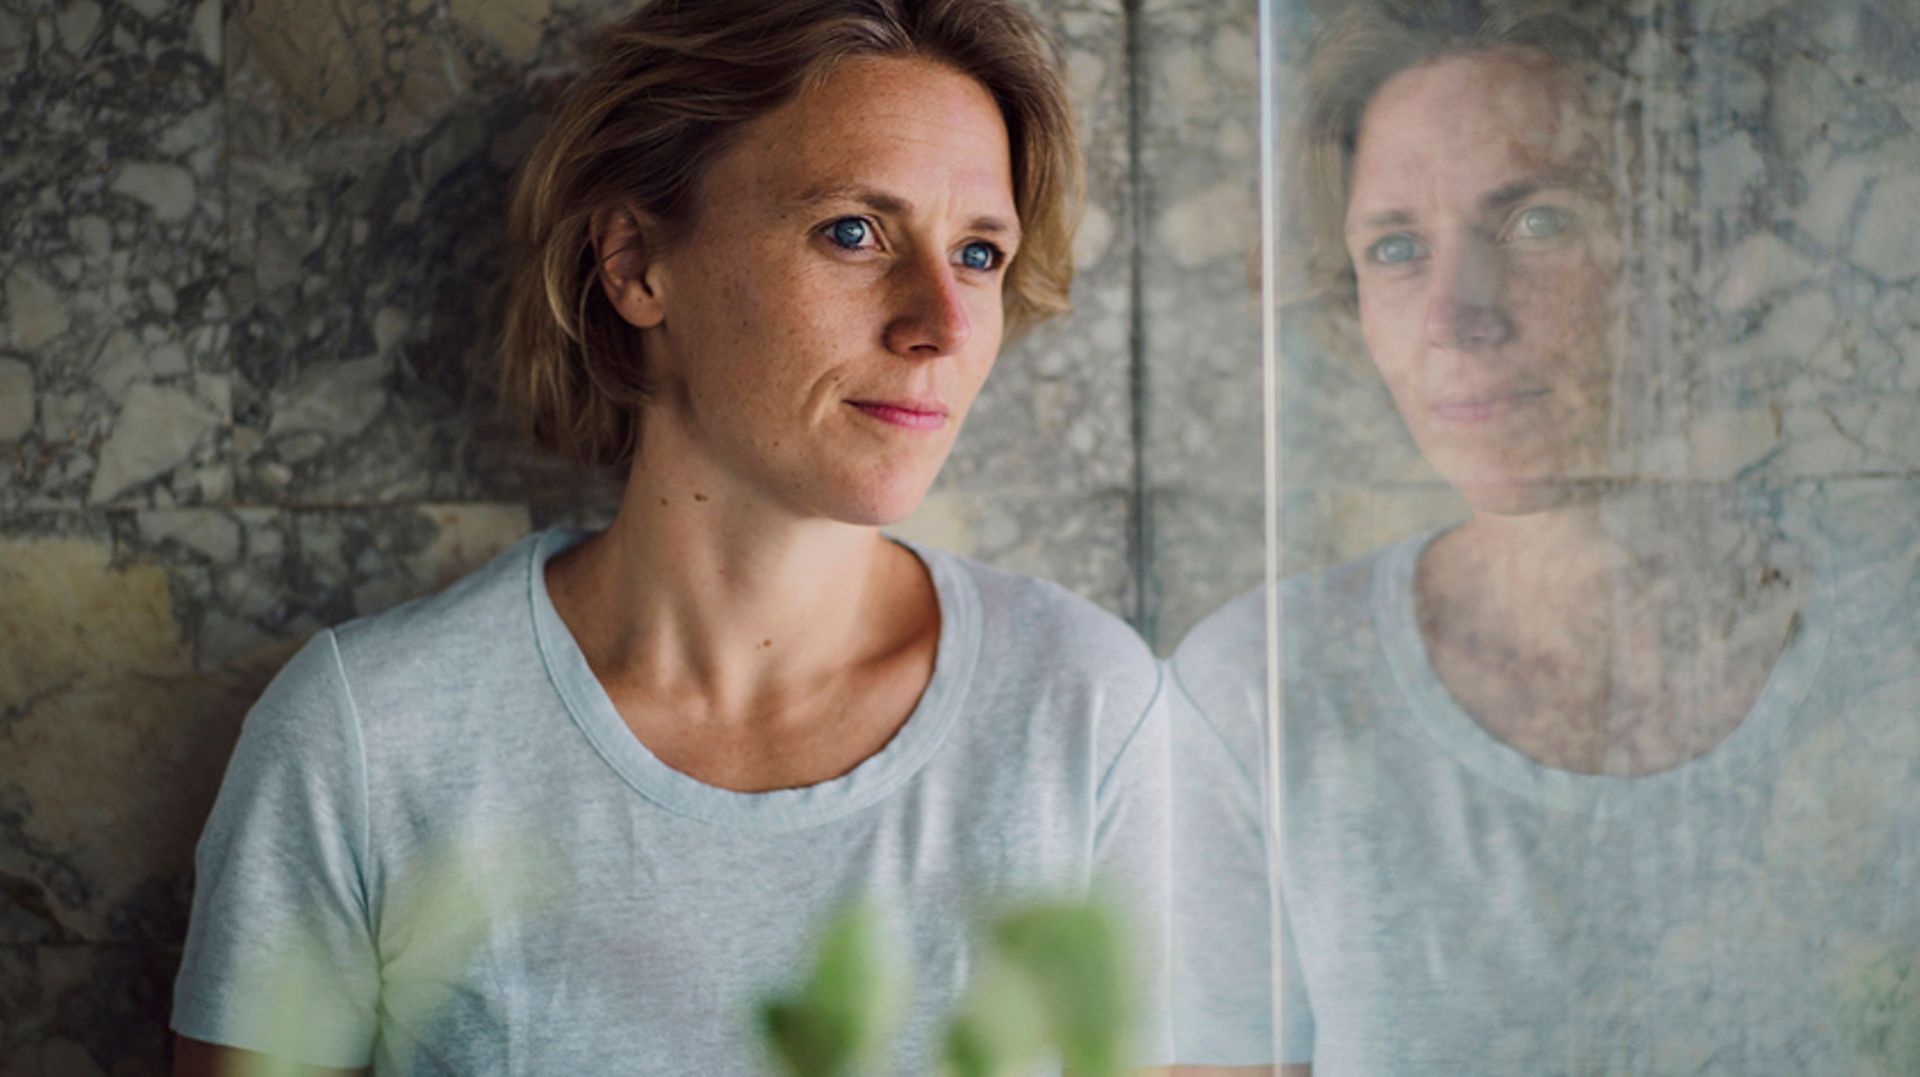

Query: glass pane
[{"left": 1178, "top": 0, "right": 1920, "bottom": 1069}]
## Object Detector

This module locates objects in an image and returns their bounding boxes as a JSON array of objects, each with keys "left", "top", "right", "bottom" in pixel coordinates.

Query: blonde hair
[
  {"left": 500, "top": 0, "right": 1083, "bottom": 472},
  {"left": 1286, "top": 0, "right": 1602, "bottom": 356}
]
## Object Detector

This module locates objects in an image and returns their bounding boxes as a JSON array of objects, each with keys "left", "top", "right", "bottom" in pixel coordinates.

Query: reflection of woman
[
  {"left": 172, "top": 2, "right": 1171, "bottom": 1072},
  {"left": 1171, "top": 1, "right": 1919, "bottom": 1073}
]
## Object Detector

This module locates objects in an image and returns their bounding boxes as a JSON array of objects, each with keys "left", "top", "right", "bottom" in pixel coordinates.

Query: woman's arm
[
  {"left": 1167, "top": 635, "right": 1291, "bottom": 1069},
  {"left": 172, "top": 1036, "right": 369, "bottom": 1077},
  {"left": 171, "top": 631, "right": 382, "bottom": 1068}
]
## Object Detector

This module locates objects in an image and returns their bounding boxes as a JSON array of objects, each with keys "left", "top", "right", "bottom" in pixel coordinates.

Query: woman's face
[
  {"left": 640, "top": 56, "right": 1016, "bottom": 525},
  {"left": 1345, "top": 48, "right": 1622, "bottom": 515}
]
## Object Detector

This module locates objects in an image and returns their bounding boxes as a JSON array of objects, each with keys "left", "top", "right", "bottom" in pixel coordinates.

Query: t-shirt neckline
[
  {"left": 1373, "top": 527, "right": 1832, "bottom": 813},
  {"left": 526, "top": 528, "right": 982, "bottom": 831}
]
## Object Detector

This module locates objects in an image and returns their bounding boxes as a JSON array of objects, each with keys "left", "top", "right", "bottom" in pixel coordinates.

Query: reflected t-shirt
[
  {"left": 172, "top": 529, "right": 1171, "bottom": 1073},
  {"left": 1169, "top": 524, "right": 1920, "bottom": 1073}
]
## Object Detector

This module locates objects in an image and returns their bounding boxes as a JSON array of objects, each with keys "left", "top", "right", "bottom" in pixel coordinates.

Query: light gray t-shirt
[
  {"left": 173, "top": 529, "right": 1171, "bottom": 1073},
  {"left": 1169, "top": 528, "right": 1920, "bottom": 1074}
]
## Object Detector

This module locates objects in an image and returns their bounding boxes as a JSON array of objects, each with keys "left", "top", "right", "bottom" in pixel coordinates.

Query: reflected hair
[
  {"left": 501, "top": 0, "right": 1083, "bottom": 472},
  {"left": 1288, "top": 0, "right": 1606, "bottom": 354}
]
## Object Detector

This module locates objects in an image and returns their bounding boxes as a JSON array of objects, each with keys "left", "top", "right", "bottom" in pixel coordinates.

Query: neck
[
  {"left": 1441, "top": 483, "right": 1788, "bottom": 617},
  {"left": 1420, "top": 483, "right": 1803, "bottom": 775},
  {"left": 548, "top": 423, "right": 920, "bottom": 722}
]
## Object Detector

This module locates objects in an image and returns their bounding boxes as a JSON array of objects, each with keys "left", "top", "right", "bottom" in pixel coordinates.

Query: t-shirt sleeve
[
  {"left": 1167, "top": 657, "right": 1313, "bottom": 1065},
  {"left": 171, "top": 629, "right": 381, "bottom": 1068},
  {"left": 1093, "top": 667, "right": 1175, "bottom": 1068}
]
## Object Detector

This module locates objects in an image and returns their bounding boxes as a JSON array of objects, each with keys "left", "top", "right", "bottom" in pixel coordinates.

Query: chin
[
  {"left": 1453, "top": 473, "right": 1602, "bottom": 516},
  {"left": 820, "top": 473, "right": 942, "bottom": 529},
  {"left": 1425, "top": 435, "right": 1610, "bottom": 517},
  {"left": 822, "top": 445, "right": 960, "bottom": 527},
  {"left": 834, "top": 500, "right": 926, "bottom": 529}
]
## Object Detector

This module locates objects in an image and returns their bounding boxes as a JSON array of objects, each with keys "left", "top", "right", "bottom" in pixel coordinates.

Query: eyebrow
[
  {"left": 1347, "top": 169, "right": 1605, "bottom": 235},
  {"left": 1477, "top": 170, "right": 1597, "bottom": 213},
  {"left": 790, "top": 183, "right": 1020, "bottom": 240},
  {"left": 1351, "top": 208, "right": 1415, "bottom": 233}
]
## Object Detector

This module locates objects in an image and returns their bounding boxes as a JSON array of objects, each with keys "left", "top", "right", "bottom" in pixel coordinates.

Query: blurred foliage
[
  {"left": 758, "top": 902, "right": 910, "bottom": 1077},
  {"left": 1832, "top": 945, "right": 1920, "bottom": 1074},
  {"left": 762, "top": 898, "right": 1133, "bottom": 1077},
  {"left": 943, "top": 946, "right": 1053, "bottom": 1077},
  {"left": 220, "top": 833, "right": 558, "bottom": 1075},
  {"left": 972, "top": 903, "right": 1131, "bottom": 1076}
]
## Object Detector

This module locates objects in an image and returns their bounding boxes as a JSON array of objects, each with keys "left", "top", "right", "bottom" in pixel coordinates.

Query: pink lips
[
  {"left": 848, "top": 400, "right": 950, "bottom": 431},
  {"left": 1431, "top": 387, "right": 1548, "bottom": 423}
]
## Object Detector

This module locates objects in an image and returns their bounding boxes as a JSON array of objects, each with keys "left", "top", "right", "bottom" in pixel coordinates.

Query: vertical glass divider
[{"left": 1255, "top": 0, "right": 1288, "bottom": 1064}]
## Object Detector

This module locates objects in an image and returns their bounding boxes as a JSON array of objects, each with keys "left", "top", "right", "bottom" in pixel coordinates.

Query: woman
[
  {"left": 1170, "top": 0, "right": 1919, "bottom": 1072},
  {"left": 171, "top": 1, "right": 1171, "bottom": 1072}
]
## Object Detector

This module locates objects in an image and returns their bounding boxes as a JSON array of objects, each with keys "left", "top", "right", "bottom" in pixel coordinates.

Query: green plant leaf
[
  {"left": 991, "top": 902, "right": 1131, "bottom": 1077},
  {"left": 942, "top": 949, "right": 1051, "bottom": 1077},
  {"left": 758, "top": 902, "right": 907, "bottom": 1077}
]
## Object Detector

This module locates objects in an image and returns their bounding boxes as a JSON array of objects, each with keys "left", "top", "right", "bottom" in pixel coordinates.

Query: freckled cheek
[
  {"left": 701, "top": 292, "right": 823, "bottom": 404},
  {"left": 1356, "top": 285, "right": 1424, "bottom": 382},
  {"left": 968, "top": 295, "right": 1007, "bottom": 354},
  {"left": 1505, "top": 266, "right": 1618, "bottom": 431},
  {"left": 693, "top": 270, "right": 771, "bottom": 360},
  {"left": 1509, "top": 263, "right": 1613, "bottom": 349}
]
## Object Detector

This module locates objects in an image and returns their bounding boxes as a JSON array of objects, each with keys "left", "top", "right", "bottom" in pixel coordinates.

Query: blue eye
[
  {"left": 1368, "top": 233, "right": 1424, "bottom": 266},
  {"left": 826, "top": 217, "right": 872, "bottom": 250},
  {"left": 958, "top": 241, "right": 1001, "bottom": 271},
  {"left": 1512, "top": 205, "right": 1574, "bottom": 239}
]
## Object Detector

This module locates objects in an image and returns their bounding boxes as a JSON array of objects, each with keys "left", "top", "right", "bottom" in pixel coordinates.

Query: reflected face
[
  {"left": 1346, "top": 49, "right": 1621, "bottom": 515},
  {"left": 647, "top": 56, "right": 1017, "bottom": 524}
]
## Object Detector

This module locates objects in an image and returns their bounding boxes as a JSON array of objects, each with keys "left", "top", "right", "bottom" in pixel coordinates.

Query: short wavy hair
[{"left": 500, "top": 0, "right": 1083, "bottom": 472}]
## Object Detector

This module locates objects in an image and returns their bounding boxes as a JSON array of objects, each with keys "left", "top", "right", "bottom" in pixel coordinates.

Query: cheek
[
  {"left": 970, "top": 295, "right": 1006, "bottom": 361},
  {"left": 1355, "top": 283, "right": 1422, "bottom": 387},
  {"left": 960, "top": 348, "right": 999, "bottom": 403},
  {"left": 1510, "top": 257, "right": 1618, "bottom": 360},
  {"left": 670, "top": 256, "right": 762, "bottom": 360},
  {"left": 717, "top": 269, "right": 840, "bottom": 362}
]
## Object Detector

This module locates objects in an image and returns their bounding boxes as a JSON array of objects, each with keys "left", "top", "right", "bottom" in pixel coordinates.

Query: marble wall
[
  {"left": 0, "top": 0, "right": 1260, "bottom": 1070},
  {"left": 1137, "top": 0, "right": 1264, "bottom": 646}
]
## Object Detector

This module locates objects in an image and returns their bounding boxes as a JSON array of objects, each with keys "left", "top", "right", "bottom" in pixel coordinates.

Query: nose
[
  {"left": 1425, "top": 234, "right": 1511, "bottom": 351},
  {"left": 884, "top": 254, "right": 972, "bottom": 358}
]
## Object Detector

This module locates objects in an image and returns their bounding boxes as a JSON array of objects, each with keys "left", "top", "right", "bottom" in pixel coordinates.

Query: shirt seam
[
  {"left": 322, "top": 627, "right": 379, "bottom": 941},
  {"left": 1167, "top": 656, "right": 1261, "bottom": 791},
  {"left": 1095, "top": 661, "right": 1169, "bottom": 801}
]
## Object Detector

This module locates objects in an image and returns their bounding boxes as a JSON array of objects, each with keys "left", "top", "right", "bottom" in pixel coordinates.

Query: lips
[
  {"left": 1430, "top": 387, "right": 1549, "bottom": 423},
  {"left": 847, "top": 399, "right": 950, "bottom": 431}
]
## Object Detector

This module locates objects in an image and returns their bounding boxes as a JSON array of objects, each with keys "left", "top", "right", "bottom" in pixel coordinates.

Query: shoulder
[
  {"left": 1280, "top": 542, "right": 1391, "bottom": 629},
  {"left": 916, "top": 541, "right": 1154, "bottom": 672},
  {"left": 1171, "top": 586, "right": 1264, "bottom": 693},
  {"left": 1166, "top": 538, "right": 1419, "bottom": 760},
  {"left": 934, "top": 545, "right": 1155, "bottom": 679},
  {"left": 223, "top": 533, "right": 550, "bottom": 787},
  {"left": 325, "top": 530, "right": 548, "bottom": 706},
  {"left": 1168, "top": 587, "right": 1265, "bottom": 771},
  {"left": 228, "top": 628, "right": 363, "bottom": 776},
  {"left": 916, "top": 544, "right": 1163, "bottom": 767},
  {"left": 1166, "top": 539, "right": 1393, "bottom": 692}
]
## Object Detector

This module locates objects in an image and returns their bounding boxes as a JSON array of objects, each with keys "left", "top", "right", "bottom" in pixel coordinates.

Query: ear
[{"left": 591, "top": 204, "right": 669, "bottom": 329}]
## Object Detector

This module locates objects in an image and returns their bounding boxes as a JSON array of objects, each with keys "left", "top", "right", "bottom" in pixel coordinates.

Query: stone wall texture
[
  {"left": 0, "top": 0, "right": 1260, "bottom": 1069},
  {"left": 9, "top": 0, "right": 1915, "bottom": 1067}
]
